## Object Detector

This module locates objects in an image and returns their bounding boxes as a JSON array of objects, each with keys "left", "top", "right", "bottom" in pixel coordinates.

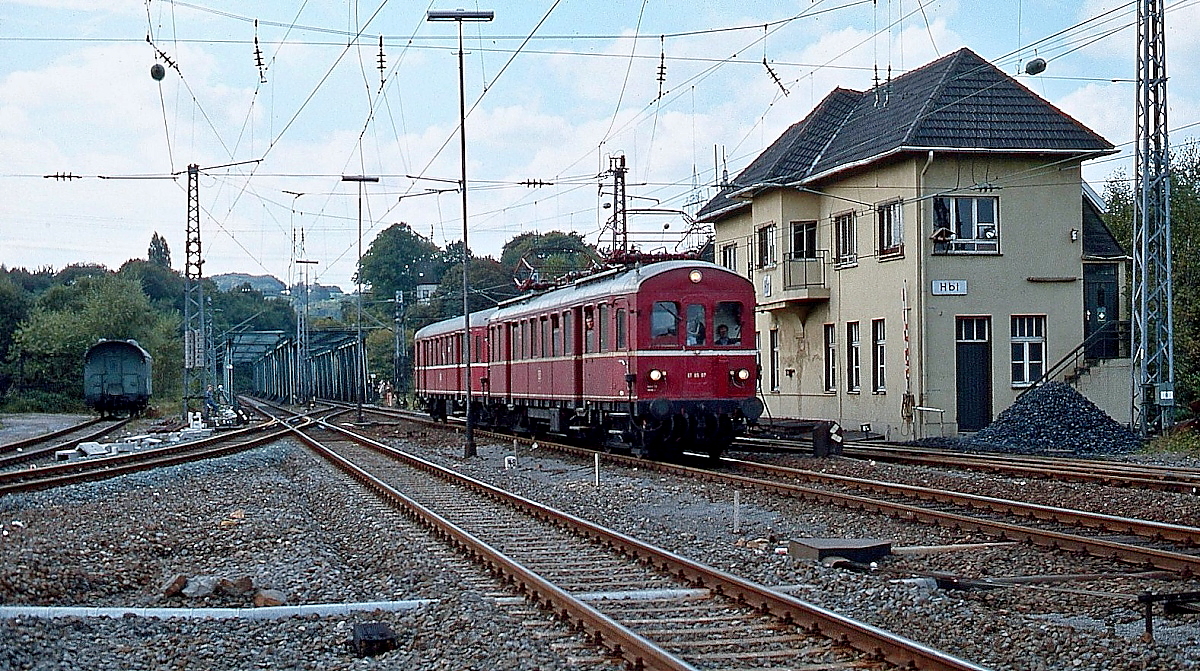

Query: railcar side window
[
  {"left": 598, "top": 304, "right": 610, "bottom": 352},
  {"left": 686, "top": 304, "right": 707, "bottom": 346},
  {"left": 615, "top": 308, "right": 627, "bottom": 349},
  {"left": 584, "top": 307, "right": 596, "bottom": 353},
  {"left": 650, "top": 301, "right": 680, "bottom": 345},
  {"left": 563, "top": 311, "right": 573, "bottom": 355},
  {"left": 541, "top": 317, "right": 550, "bottom": 359},
  {"left": 714, "top": 302, "right": 744, "bottom": 345},
  {"left": 551, "top": 314, "right": 561, "bottom": 357}
]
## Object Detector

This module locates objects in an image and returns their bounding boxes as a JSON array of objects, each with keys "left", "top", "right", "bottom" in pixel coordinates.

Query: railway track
[
  {"left": 0, "top": 419, "right": 290, "bottom": 496},
  {"left": 738, "top": 436, "right": 1200, "bottom": 495},
  {"left": 248, "top": 403, "right": 986, "bottom": 671},
  {"left": 335, "top": 403, "right": 1200, "bottom": 577},
  {"left": 0, "top": 418, "right": 131, "bottom": 469}
]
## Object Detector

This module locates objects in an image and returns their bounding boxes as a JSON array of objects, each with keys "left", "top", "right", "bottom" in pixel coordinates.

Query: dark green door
[
  {"left": 1083, "top": 263, "right": 1119, "bottom": 359},
  {"left": 955, "top": 317, "right": 992, "bottom": 432}
]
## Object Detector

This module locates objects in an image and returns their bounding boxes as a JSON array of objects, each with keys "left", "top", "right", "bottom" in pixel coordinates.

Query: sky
[{"left": 2, "top": 0, "right": 1198, "bottom": 292}]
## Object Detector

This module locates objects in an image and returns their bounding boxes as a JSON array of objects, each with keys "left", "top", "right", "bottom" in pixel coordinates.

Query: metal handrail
[{"left": 1016, "top": 319, "right": 1128, "bottom": 401}]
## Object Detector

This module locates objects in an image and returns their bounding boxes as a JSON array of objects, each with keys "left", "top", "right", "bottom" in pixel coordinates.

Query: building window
[
  {"left": 933, "top": 196, "right": 999, "bottom": 253},
  {"left": 877, "top": 200, "right": 903, "bottom": 258},
  {"left": 769, "top": 328, "right": 781, "bottom": 392},
  {"left": 823, "top": 323, "right": 837, "bottom": 392},
  {"left": 1011, "top": 315, "right": 1046, "bottom": 386},
  {"left": 872, "top": 319, "right": 886, "bottom": 393},
  {"left": 756, "top": 223, "right": 777, "bottom": 268},
  {"left": 846, "top": 321, "right": 861, "bottom": 393},
  {"left": 834, "top": 212, "right": 857, "bottom": 266},
  {"left": 790, "top": 220, "right": 817, "bottom": 259},
  {"left": 720, "top": 242, "right": 738, "bottom": 273}
]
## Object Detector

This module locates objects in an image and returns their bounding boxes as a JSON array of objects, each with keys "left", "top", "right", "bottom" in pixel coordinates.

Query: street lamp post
[
  {"left": 427, "top": 8, "right": 493, "bottom": 458},
  {"left": 342, "top": 174, "right": 379, "bottom": 423}
]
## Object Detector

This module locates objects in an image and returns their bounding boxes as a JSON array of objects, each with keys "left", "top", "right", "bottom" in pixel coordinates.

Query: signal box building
[{"left": 697, "top": 48, "right": 1130, "bottom": 439}]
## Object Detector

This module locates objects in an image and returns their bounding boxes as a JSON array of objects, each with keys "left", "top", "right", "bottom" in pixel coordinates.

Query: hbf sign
[{"left": 931, "top": 279, "right": 967, "bottom": 296}]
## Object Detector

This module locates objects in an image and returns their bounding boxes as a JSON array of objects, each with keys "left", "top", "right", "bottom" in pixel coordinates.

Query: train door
[
  {"left": 955, "top": 316, "right": 992, "bottom": 432},
  {"left": 571, "top": 306, "right": 584, "bottom": 405}
]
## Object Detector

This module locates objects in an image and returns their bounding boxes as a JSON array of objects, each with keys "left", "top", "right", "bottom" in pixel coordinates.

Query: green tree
[
  {"left": 1102, "top": 139, "right": 1200, "bottom": 405},
  {"left": 433, "top": 257, "right": 521, "bottom": 320},
  {"left": 358, "top": 223, "right": 446, "bottom": 302},
  {"left": 7, "top": 275, "right": 181, "bottom": 404},
  {"left": 500, "top": 230, "right": 599, "bottom": 281},
  {"left": 148, "top": 232, "right": 172, "bottom": 269},
  {"left": 118, "top": 259, "right": 184, "bottom": 312}
]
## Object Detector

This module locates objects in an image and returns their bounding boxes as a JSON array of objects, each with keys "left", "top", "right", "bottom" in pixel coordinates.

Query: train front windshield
[{"left": 651, "top": 300, "right": 744, "bottom": 348}]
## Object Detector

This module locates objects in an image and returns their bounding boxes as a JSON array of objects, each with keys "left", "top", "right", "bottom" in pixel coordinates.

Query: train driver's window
[
  {"left": 714, "top": 301, "right": 744, "bottom": 345},
  {"left": 584, "top": 307, "right": 596, "bottom": 353},
  {"left": 686, "top": 304, "right": 706, "bottom": 346},
  {"left": 650, "top": 301, "right": 679, "bottom": 345}
]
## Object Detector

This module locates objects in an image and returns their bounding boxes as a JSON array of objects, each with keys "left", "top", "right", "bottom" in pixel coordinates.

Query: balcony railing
[{"left": 783, "top": 250, "right": 828, "bottom": 289}]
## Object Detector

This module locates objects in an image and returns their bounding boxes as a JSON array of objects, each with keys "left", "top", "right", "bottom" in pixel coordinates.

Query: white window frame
[
  {"left": 720, "top": 242, "right": 738, "bottom": 273},
  {"left": 756, "top": 223, "right": 777, "bottom": 269},
  {"left": 769, "top": 328, "right": 781, "bottom": 392},
  {"left": 877, "top": 200, "right": 903, "bottom": 258},
  {"left": 1011, "top": 315, "right": 1046, "bottom": 387},
  {"left": 823, "top": 323, "right": 837, "bottom": 392},
  {"left": 934, "top": 195, "right": 1000, "bottom": 253},
  {"left": 872, "top": 319, "right": 886, "bottom": 393},
  {"left": 834, "top": 211, "right": 857, "bottom": 267},
  {"left": 846, "top": 321, "right": 861, "bottom": 393},
  {"left": 790, "top": 220, "right": 818, "bottom": 260}
]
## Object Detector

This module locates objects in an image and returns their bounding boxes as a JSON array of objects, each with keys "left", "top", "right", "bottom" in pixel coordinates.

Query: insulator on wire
[{"left": 254, "top": 20, "right": 267, "bottom": 84}]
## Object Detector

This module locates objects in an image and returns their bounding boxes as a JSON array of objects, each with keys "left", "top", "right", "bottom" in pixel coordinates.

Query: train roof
[
  {"left": 413, "top": 307, "right": 499, "bottom": 340},
  {"left": 85, "top": 338, "right": 153, "bottom": 361},
  {"left": 414, "top": 261, "right": 742, "bottom": 341},
  {"left": 494, "top": 260, "right": 739, "bottom": 319}
]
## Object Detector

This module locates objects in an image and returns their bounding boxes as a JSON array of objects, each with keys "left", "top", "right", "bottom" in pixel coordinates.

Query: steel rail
[
  {"left": 721, "top": 456, "right": 1200, "bottom": 546},
  {"left": 0, "top": 417, "right": 103, "bottom": 454},
  {"left": 0, "top": 421, "right": 287, "bottom": 495},
  {"left": 838, "top": 444, "right": 1200, "bottom": 494},
  {"left": 0, "top": 419, "right": 131, "bottom": 469},
  {"left": 294, "top": 415, "right": 989, "bottom": 671},
  {"left": 280, "top": 425, "right": 701, "bottom": 671},
  {"left": 303, "top": 402, "right": 1200, "bottom": 573}
]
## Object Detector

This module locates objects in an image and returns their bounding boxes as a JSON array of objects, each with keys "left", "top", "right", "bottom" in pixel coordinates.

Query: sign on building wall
[{"left": 931, "top": 279, "right": 967, "bottom": 296}]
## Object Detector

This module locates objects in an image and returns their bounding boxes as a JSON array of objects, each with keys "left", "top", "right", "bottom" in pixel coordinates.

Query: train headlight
[
  {"left": 688, "top": 269, "right": 703, "bottom": 283},
  {"left": 734, "top": 368, "right": 751, "bottom": 381},
  {"left": 648, "top": 369, "right": 666, "bottom": 382}
]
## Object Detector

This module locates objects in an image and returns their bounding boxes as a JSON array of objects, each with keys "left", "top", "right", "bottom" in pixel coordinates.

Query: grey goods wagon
[{"left": 83, "top": 339, "right": 153, "bottom": 417}]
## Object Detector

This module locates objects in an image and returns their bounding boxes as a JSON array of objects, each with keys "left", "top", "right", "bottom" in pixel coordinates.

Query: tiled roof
[{"left": 697, "top": 48, "right": 1114, "bottom": 222}]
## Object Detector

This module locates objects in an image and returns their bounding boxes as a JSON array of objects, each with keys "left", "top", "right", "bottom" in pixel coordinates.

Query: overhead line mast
[{"left": 1132, "top": 0, "right": 1174, "bottom": 436}]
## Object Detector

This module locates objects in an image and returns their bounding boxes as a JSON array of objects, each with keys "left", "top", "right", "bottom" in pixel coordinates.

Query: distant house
[{"left": 697, "top": 47, "right": 1130, "bottom": 438}]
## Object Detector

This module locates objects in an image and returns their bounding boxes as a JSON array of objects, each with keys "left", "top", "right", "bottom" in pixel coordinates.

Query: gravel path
[
  {"left": 0, "top": 441, "right": 604, "bottom": 671},
  {"left": 4, "top": 415, "right": 1199, "bottom": 671},
  {"left": 368, "top": 426, "right": 1200, "bottom": 671}
]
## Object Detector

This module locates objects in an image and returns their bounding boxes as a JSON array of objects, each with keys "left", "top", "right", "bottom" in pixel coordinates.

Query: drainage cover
[
  {"left": 352, "top": 622, "right": 397, "bottom": 657},
  {"left": 788, "top": 538, "right": 892, "bottom": 564}
]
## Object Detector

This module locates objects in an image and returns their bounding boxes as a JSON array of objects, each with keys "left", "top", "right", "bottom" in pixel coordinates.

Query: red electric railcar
[{"left": 413, "top": 260, "right": 764, "bottom": 459}]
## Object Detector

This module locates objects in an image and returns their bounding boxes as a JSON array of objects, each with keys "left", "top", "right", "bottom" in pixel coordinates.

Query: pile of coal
[{"left": 968, "top": 382, "right": 1142, "bottom": 455}]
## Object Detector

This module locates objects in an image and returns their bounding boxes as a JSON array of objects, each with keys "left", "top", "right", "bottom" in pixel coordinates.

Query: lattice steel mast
[
  {"left": 182, "top": 164, "right": 214, "bottom": 419},
  {"left": 1132, "top": 0, "right": 1175, "bottom": 435}
]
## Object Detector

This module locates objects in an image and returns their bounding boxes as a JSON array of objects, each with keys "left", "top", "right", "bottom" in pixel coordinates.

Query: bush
[{"left": 0, "top": 391, "right": 89, "bottom": 414}]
